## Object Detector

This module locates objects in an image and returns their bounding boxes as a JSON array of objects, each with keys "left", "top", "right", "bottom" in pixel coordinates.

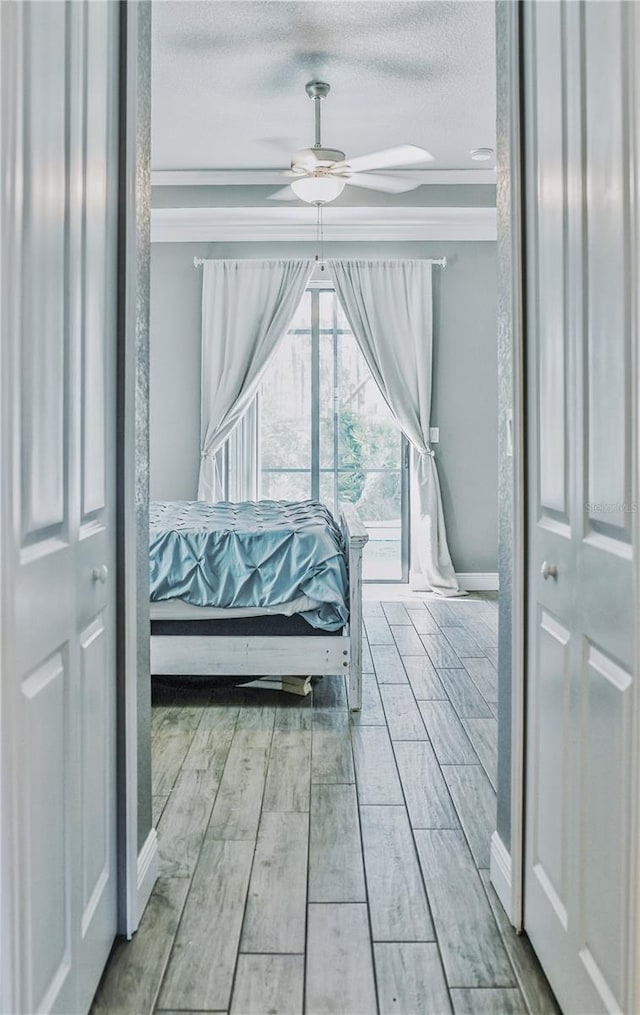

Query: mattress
[
  {"left": 149, "top": 594, "right": 320, "bottom": 621},
  {"left": 149, "top": 499, "right": 349, "bottom": 631}
]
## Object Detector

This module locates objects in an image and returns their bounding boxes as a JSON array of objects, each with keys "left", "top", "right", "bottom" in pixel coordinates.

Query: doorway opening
[{"left": 117, "top": 1, "right": 525, "bottom": 1011}]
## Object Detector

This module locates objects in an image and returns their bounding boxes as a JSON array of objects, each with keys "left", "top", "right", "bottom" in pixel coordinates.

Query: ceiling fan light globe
[{"left": 290, "top": 175, "right": 346, "bottom": 204}]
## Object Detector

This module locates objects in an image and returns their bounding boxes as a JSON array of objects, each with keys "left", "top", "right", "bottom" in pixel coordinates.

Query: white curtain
[
  {"left": 198, "top": 259, "right": 314, "bottom": 501},
  {"left": 227, "top": 396, "right": 260, "bottom": 501},
  {"left": 206, "top": 397, "right": 259, "bottom": 502},
  {"left": 327, "top": 258, "right": 460, "bottom": 596}
]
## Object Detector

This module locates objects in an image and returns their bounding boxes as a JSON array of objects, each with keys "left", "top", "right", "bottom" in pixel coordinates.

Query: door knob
[
  {"left": 541, "top": 561, "right": 558, "bottom": 580},
  {"left": 91, "top": 565, "right": 109, "bottom": 584}
]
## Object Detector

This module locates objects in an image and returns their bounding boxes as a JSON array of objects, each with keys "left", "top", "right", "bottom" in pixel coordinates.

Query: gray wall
[{"left": 150, "top": 240, "right": 499, "bottom": 575}]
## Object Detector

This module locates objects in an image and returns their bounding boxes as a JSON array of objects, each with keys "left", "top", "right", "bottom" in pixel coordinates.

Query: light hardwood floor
[{"left": 92, "top": 594, "right": 560, "bottom": 1015}]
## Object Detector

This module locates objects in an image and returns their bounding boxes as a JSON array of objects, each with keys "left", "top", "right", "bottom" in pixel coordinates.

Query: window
[{"left": 259, "top": 286, "right": 409, "bottom": 582}]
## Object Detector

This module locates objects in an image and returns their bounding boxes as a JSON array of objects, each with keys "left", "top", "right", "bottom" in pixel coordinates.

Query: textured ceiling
[{"left": 151, "top": 1, "right": 496, "bottom": 172}]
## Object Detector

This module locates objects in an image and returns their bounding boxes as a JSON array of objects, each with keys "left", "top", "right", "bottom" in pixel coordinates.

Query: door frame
[
  {"left": 504, "top": 3, "right": 640, "bottom": 1011},
  {"left": 117, "top": 0, "right": 143, "bottom": 938},
  {"left": 494, "top": 0, "right": 527, "bottom": 932},
  {"left": 117, "top": 0, "right": 154, "bottom": 939},
  {"left": 626, "top": 4, "right": 640, "bottom": 1009}
]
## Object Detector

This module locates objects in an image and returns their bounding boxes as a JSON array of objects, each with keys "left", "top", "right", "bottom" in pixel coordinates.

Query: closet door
[
  {"left": 0, "top": 2, "right": 120, "bottom": 1012},
  {"left": 523, "top": 2, "right": 639, "bottom": 1012}
]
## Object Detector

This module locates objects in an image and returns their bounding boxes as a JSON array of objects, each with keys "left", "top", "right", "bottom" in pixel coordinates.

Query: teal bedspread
[{"left": 149, "top": 499, "right": 348, "bottom": 631}]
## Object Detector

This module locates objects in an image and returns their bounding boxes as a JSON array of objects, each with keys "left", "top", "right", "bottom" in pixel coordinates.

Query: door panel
[
  {"left": 523, "top": 2, "right": 638, "bottom": 1013},
  {"left": 1, "top": 2, "right": 120, "bottom": 1012},
  {"left": 82, "top": 0, "right": 111, "bottom": 519},
  {"left": 584, "top": 4, "right": 632, "bottom": 535},
  {"left": 531, "top": 610, "right": 571, "bottom": 926},
  {"left": 80, "top": 616, "right": 110, "bottom": 925},
  {"left": 21, "top": 651, "right": 73, "bottom": 1014},
  {"left": 21, "top": 2, "right": 67, "bottom": 537},
  {"left": 580, "top": 647, "right": 631, "bottom": 1008},
  {"left": 532, "top": 2, "right": 568, "bottom": 520}
]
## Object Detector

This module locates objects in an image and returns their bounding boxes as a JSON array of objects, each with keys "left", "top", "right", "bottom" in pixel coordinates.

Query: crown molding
[
  {"left": 151, "top": 168, "right": 496, "bottom": 187},
  {"left": 151, "top": 205, "right": 497, "bottom": 243}
]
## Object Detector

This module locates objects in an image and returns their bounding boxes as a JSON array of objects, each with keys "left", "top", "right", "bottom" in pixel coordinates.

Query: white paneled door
[
  {"left": 1, "top": 2, "right": 120, "bottom": 1013},
  {"left": 523, "top": 2, "right": 639, "bottom": 1013}
]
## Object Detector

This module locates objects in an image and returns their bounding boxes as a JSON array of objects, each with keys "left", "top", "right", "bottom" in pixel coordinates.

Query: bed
[{"left": 149, "top": 498, "right": 368, "bottom": 710}]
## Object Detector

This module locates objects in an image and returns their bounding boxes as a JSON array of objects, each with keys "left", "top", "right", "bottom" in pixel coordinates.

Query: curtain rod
[{"left": 193, "top": 256, "right": 447, "bottom": 268}]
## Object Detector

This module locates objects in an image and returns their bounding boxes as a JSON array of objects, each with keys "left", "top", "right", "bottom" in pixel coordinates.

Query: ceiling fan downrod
[{"left": 305, "top": 80, "right": 331, "bottom": 148}]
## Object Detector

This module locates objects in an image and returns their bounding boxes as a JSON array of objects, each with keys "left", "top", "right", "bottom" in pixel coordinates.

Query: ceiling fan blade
[
  {"left": 344, "top": 173, "right": 422, "bottom": 194},
  {"left": 335, "top": 145, "right": 434, "bottom": 174},
  {"left": 267, "top": 186, "right": 298, "bottom": 201}
]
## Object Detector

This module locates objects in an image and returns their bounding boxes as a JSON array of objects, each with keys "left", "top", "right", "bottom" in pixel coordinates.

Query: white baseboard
[
  {"left": 136, "top": 827, "right": 159, "bottom": 924},
  {"left": 456, "top": 572, "right": 499, "bottom": 591},
  {"left": 408, "top": 572, "right": 499, "bottom": 594},
  {"left": 490, "top": 831, "right": 513, "bottom": 922}
]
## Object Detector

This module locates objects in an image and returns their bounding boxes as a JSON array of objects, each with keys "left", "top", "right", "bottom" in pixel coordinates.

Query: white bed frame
[{"left": 150, "top": 504, "right": 369, "bottom": 710}]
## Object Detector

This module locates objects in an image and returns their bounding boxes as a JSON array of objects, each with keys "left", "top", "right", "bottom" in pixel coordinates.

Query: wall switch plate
[{"left": 429, "top": 427, "right": 440, "bottom": 443}]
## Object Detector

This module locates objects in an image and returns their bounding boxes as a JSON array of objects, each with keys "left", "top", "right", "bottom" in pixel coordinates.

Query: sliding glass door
[{"left": 260, "top": 286, "right": 409, "bottom": 582}]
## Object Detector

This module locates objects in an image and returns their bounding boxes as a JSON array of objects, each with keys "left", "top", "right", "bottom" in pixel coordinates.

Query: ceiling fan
[{"left": 268, "top": 81, "right": 435, "bottom": 205}]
